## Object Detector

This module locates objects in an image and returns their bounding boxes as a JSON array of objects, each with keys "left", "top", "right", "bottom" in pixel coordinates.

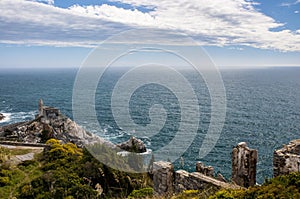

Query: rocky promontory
[
  {"left": 0, "top": 99, "right": 146, "bottom": 153},
  {"left": 0, "top": 99, "right": 112, "bottom": 147}
]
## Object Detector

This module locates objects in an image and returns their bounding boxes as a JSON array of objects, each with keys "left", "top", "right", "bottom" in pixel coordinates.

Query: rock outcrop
[
  {"left": 196, "top": 161, "right": 214, "bottom": 177},
  {"left": 117, "top": 136, "right": 146, "bottom": 153},
  {"left": 273, "top": 139, "right": 300, "bottom": 177},
  {"left": 0, "top": 113, "right": 5, "bottom": 121},
  {"left": 0, "top": 99, "right": 107, "bottom": 147},
  {"left": 153, "top": 161, "right": 174, "bottom": 197},
  {"left": 232, "top": 142, "right": 258, "bottom": 187}
]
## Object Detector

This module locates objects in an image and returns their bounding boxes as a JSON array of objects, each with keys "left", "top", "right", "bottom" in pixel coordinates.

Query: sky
[{"left": 0, "top": 0, "right": 299, "bottom": 69}]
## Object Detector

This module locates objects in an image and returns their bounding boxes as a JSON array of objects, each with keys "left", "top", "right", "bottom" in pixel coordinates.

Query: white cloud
[
  {"left": 27, "top": 0, "right": 54, "bottom": 5},
  {"left": 0, "top": 0, "right": 133, "bottom": 47},
  {"left": 280, "top": 0, "right": 300, "bottom": 7},
  {"left": 0, "top": 0, "right": 300, "bottom": 51}
]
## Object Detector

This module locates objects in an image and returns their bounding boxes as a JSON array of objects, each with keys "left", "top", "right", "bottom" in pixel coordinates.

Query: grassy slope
[{"left": 0, "top": 146, "right": 43, "bottom": 198}]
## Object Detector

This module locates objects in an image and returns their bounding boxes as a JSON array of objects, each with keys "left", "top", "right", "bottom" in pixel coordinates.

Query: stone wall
[
  {"left": 174, "top": 170, "right": 240, "bottom": 194},
  {"left": 232, "top": 142, "right": 258, "bottom": 187},
  {"left": 153, "top": 161, "right": 174, "bottom": 197},
  {"left": 153, "top": 161, "right": 241, "bottom": 196},
  {"left": 273, "top": 139, "right": 300, "bottom": 177}
]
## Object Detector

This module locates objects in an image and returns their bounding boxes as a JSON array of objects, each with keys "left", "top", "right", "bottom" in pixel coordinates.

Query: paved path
[
  {"left": 0, "top": 144, "right": 44, "bottom": 150},
  {"left": 1, "top": 144, "right": 44, "bottom": 164},
  {"left": 15, "top": 152, "right": 35, "bottom": 162}
]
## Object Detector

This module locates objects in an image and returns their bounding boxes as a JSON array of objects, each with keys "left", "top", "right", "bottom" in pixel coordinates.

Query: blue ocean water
[{"left": 0, "top": 67, "right": 300, "bottom": 183}]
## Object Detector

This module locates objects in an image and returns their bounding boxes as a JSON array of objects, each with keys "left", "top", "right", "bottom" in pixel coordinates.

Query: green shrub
[
  {"left": 0, "top": 169, "right": 12, "bottom": 177},
  {"left": 209, "top": 173, "right": 300, "bottom": 199},
  {"left": 16, "top": 139, "right": 151, "bottom": 199},
  {"left": 172, "top": 190, "right": 202, "bottom": 199},
  {"left": 128, "top": 187, "right": 153, "bottom": 198},
  {"left": 0, "top": 176, "right": 10, "bottom": 186},
  {"left": 19, "top": 159, "right": 37, "bottom": 167}
]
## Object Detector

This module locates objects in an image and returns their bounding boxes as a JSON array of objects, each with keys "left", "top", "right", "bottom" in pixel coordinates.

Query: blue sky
[{"left": 0, "top": 0, "right": 299, "bottom": 68}]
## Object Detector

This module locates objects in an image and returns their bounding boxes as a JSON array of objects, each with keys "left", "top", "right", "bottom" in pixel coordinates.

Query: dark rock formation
[
  {"left": 217, "top": 173, "right": 227, "bottom": 182},
  {"left": 273, "top": 139, "right": 300, "bottom": 177},
  {"left": 117, "top": 136, "right": 146, "bottom": 153},
  {"left": 232, "top": 142, "right": 258, "bottom": 187},
  {"left": 0, "top": 113, "right": 5, "bottom": 121},
  {"left": 196, "top": 161, "right": 214, "bottom": 177}
]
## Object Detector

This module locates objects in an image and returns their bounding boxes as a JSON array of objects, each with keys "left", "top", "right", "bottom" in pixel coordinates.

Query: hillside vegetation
[
  {"left": 0, "top": 139, "right": 151, "bottom": 199},
  {"left": 1, "top": 140, "right": 300, "bottom": 198}
]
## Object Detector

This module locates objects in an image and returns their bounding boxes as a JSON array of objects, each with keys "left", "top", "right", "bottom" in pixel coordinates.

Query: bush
[
  {"left": 0, "top": 168, "right": 12, "bottom": 186},
  {"left": 17, "top": 139, "right": 151, "bottom": 199},
  {"left": 128, "top": 187, "right": 153, "bottom": 198},
  {"left": 0, "top": 146, "right": 10, "bottom": 163},
  {"left": 209, "top": 173, "right": 300, "bottom": 199},
  {"left": 19, "top": 159, "right": 37, "bottom": 167},
  {"left": 0, "top": 169, "right": 12, "bottom": 177},
  {"left": 0, "top": 176, "right": 10, "bottom": 186}
]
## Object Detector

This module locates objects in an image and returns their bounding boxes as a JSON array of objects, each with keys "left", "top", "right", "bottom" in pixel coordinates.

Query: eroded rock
[
  {"left": 273, "top": 139, "right": 300, "bottom": 177},
  {"left": 0, "top": 113, "right": 5, "bottom": 121},
  {"left": 196, "top": 161, "right": 214, "bottom": 177},
  {"left": 117, "top": 136, "right": 146, "bottom": 153},
  {"left": 232, "top": 142, "right": 257, "bottom": 187}
]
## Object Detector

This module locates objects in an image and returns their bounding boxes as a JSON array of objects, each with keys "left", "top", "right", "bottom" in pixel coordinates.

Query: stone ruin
[
  {"left": 273, "top": 139, "right": 300, "bottom": 177},
  {"left": 38, "top": 99, "right": 60, "bottom": 121},
  {"left": 153, "top": 161, "right": 241, "bottom": 197},
  {"left": 152, "top": 142, "right": 260, "bottom": 196},
  {"left": 151, "top": 139, "right": 300, "bottom": 196},
  {"left": 232, "top": 142, "right": 258, "bottom": 187},
  {"left": 153, "top": 161, "right": 174, "bottom": 197}
]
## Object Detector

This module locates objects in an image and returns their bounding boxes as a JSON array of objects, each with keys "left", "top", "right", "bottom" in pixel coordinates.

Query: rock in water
[
  {"left": 0, "top": 113, "right": 5, "bottom": 121},
  {"left": 117, "top": 136, "right": 146, "bottom": 153}
]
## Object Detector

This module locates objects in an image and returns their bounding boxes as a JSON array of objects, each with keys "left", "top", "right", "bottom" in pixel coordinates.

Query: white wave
[
  {"left": 0, "top": 112, "right": 11, "bottom": 123},
  {"left": 0, "top": 110, "right": 37, "bottom": 124},
  {"left": 117, "top": 148, "right": 152, "bottom": 157}
]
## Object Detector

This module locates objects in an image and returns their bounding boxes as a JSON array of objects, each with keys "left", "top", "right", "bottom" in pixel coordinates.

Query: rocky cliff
[
  {"left": 0, "top": 100, "right": 113, "bottom": 148},
  {"left": 0, "top": 100, "right": 146, "bottom": 153}
]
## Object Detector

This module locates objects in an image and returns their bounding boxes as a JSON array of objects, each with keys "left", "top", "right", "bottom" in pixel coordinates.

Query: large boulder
[
  {"left": 0, "top": 113, "right": 5, "bottom": 121},
  {"left": 117, "top": 137, "right": 146, "bottom": 153}
]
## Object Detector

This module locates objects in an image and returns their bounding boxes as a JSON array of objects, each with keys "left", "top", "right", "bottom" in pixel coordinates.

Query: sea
[{"left": 0, "top": 67, "right": 299, "bottom": 183}]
